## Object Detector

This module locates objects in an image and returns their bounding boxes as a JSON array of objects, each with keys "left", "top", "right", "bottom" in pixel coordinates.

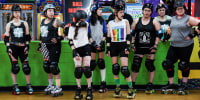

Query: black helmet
[
  {"left": 156, "top": 4, "right": 166, "bottom": 12},
  {"left": 113, "top": 5, "right": 125, "bottom": 13},
  {"left": 74, "top": 10, "right": 87, "bottom": 21},
  {"left": 174, "top": 1, "right": 186, "bottom": 10},
  {"left": 11, "top": 5, "right": 21, "bottom": 12},
  {"left": 142, "top": 3, "right": 153, "bottom": 12}
]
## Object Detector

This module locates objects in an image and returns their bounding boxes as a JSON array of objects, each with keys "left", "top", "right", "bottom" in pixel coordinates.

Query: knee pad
[
  {"left": 162, "top": 59, "right": 173, "bottom": 71},
  {"left": 121, "top": 66, "right": 130, "bottom": 78},
  {"left": 145, "top": 59, "right": 155, "bottom": 72},
  {"left": 43, "top": 61, "right": 51, "bottom": 73},
  {"left": 11, "top": 62, "right": 20, "bottom": 74},
  {"left": 74, "top": 67, "right": 83, "bottom": 79},
  {"left": 22, "top": 62, "right": 31, "bottom": 75},
  {"left": 90, "top": 60, "right": 96, "bottom": 71},
  {"left": 178, "top": 61, "right": 189, "bottom": 72},
  {"left": 112, "top": 63, "right": 120, "bottom": 75},
  {"left": 83, "top": 66, "right": 92, "bottom": 78},
  {"left": 131, "top": 56, "right": 142, "bottom": 72},
  {"left": 98, "top": 59, "right": 105, "bottom": 69},
  {"left": 49, "top": 62, "right": 60, "bottom": 75}
]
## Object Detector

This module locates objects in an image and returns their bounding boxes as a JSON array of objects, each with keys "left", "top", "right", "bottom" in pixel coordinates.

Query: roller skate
[
  {"left": 74, "top": 87, "right": 83, "bottom": 100},
  {"left": 51, "top": 86, "right": 63, "bottom": 97},
  {"left": 127, "top": 87, "right": 136, "bottom": 99},
  {"left": 161, "top": 84, "right": 176, "bottom": 94},
  {"left": 132, "top": 82, "right": 137, "bottom": 93},
  {"left": 145, "top": 83, "right": 155, "bottom": 94},
  {"left": 178, "top": 82, "right": 189, "bottom": 95},
  {"left": 44, "top": 85, "right": 54, "bottom": 95},
  {"left": 99, "top": 81, "right": 107, "bottom": 93},
  {"left": 113, "top": 86, "right": 122, "bottom": 98},
  {"left": 85, "top": 87, "right": 93, "bottom": 100},
  {"left": 12, "top": 84, "right": 20, "bottom": 95},
  {"left": 26, "top": 84, "right": 34, "bottom": 95}
]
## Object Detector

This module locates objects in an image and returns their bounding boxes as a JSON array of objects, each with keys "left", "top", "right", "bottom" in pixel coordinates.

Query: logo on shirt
[
  {"left": 40, "top": 26, "right": 48, "bottom": 37},
  {"left": 13, "top": 28, "right": 23, "bottom": 38},
  {"left": 139, "top": 31, "right": 151, "bottom": 44}
]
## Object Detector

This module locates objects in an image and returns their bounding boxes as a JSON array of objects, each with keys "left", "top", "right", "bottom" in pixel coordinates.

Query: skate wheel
[
  {"left": 127, "top": 93, "right": 136, "bottom": 99},
  {"left": 172, "top": 91, "right": 176, "bottom": 94},
  {"left": 52, "top": 93, "right": 58, "bottom": 97},
  {"left": 59, "top": 92, "right": 63, "bottom": 96},
  {"left": 134, "top": 89, "right": 137, "bottom": 93},
  {"left": 161, "top": 90, "right": 165, "bottom": 94},
  {"left": 45, "top": 91, "right": 51, "bottom": 95},
  {"left": 113, "top": 93, "right": 122, "bottom": 98},
  {"left": 164, "top": 91, "right": 168, "bottom": 95}
]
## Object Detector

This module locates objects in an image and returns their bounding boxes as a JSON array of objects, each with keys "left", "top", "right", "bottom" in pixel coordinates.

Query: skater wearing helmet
[
  {"left": 87, "top": 3, "right": 107, "bottom": 93},
  {"left": 4, "top": 4, "right": 33, "bottom": 95},
  {"left": 131, "top": 3, "right": 161, "bottom": 94},
  {"left": 155, "top": 3, "right": 172, "bottom": 42},
  {"left": 38, "top": 4, "right": 66, "bottom": 97},
  {"left": 68, "top": 10, "right": 93, "bottom": 100},
  {"left": 161, "top": 1, "right": 200, "bottom": 95},
  {"left": 106, "top": 4, "right": 135, "bottom": 99}
]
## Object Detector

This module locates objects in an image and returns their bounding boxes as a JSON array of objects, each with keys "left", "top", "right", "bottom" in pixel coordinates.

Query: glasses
[{"left": 176, "top": 8, "right": 184, "bottom": 11}]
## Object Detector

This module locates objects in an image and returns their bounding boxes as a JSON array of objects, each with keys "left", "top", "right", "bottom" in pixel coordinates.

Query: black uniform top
[
  {"left": 134, "top": 17, "right": 157, "bottom": 48},
  {"left": 107, "top": 13, "right": 133, "bottom": 27},
  {"left": 9, "top": 20, "right": 26, "bottom": 43},
  {"left": 40, "top": 18, "right": 58, "bottom": 43}
]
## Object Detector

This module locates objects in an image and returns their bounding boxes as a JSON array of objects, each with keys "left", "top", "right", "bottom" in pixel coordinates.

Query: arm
[
  {"left": 188, "top": 17, "right": 200, "bottom": 35},
  {"left": 153, "top": 19, "right": 161, "bottom": 49},
  {"left": 131, "top": 18, "right": 139, "bottom": 51},
  {"left": 24, "top": 21, "right": 31, "bottom": 54},
  {"left": 106, "top": 23, "right": 111, "bottom": 57},
  {"left": 4, "top": 23, "right": 12, "bottom": 54},
  {"left": 125, "top": 19, "right": 131, "bottom": 54}
]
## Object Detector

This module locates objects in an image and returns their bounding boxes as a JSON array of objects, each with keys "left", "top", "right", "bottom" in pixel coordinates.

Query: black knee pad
[
  {"left": 90, "top": 60, "right": 96, "bottom": 71},
  {"left": 98, "top": 59, "right": 105, "bottom": 69},
  {"left": 74, "top": 67, "right": 83, "bottom": 79},
  {"left": 43, "top": 61, "right": 51, "bottom": 73},
  {"left": 145, "top": 59, "right": 155, "bottom": 72},
  {"left": 22, "top": 63, "right": 31, "bottom": 75},
  {"left": 49, "top": 62, "right": 60, "bottom": 75},
  {"left": 178, "top": 61, "right": 189, "bottom": 72},
  {"left": 162, "top": 59, "right": 173, "bottom": 71},
  {"left": 83, "top": 66, "right": 92, "bottom": 78},
  {"left": 132, "top": 56, "right": 142, "bottom": 72},
  {"left": 112, "top": 63, "right": 120, "bottom": 75},
  {"left": 121, "top": 66, "right": 130, "bottom": 78},
  {"left": 11, "top": 62, "right": 20, "bottom": 74}
]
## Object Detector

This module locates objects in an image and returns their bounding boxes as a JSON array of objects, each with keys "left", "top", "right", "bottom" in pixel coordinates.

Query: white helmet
[{"left": 43, "top": 4, "right": 55, "bottom": 12}]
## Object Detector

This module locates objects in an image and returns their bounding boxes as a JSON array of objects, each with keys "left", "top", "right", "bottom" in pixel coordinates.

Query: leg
[{"left": 131, "top": 54, "right": 143, "bottom": 83}]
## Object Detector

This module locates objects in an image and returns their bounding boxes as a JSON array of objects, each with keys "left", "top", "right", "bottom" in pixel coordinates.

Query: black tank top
[
  {"left": 9, "top": 20, "right": 26, "bottom": 43},
  {"left": 40, "top": 18, "right": 58, "bottom": 43},
  {"left": 134, "top": 17, "right": 156, "bottom": 48}
]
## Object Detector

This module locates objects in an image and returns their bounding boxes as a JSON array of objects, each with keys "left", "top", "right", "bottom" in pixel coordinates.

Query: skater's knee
[
  {"left": 112, "top": 63, "right": 120, "bottom": 75},
  {"left": 43, "top": 61, "right": 51, "bottom": 73},
  {"left": 83, "top": 66, "right": 92, "bottom": 78},
  {"left": 22, "top": 62, "right": 31, "bottom": 75},
  {"left": 121, "top": 66, "right": 130, "bottom": 78},
  {"left": 162, "top": 59, "right": 173, "bottom": 71},
  {"left": 11, "top": 61, "right": 20, "bottom": 74},
  {"left": 75, "top": 67, "right": 83, "bottom": 79},
  {"left": 49, "top": 62, "right": 60, "bottom": 75},
  {"left": 98, "top": 59, "right": 105, "bottom": 69},
  {"left": 131, "top": 56, "right": 142, "bottom": 72},
  {"left": 145, "top": 59, "right": 155, "bottom": 72},
  {"left": 178, "top": 61, "right": 189, "bottom": 72},
  {"left": 90, "top": 60, "right": 96, "bottom": 71}
]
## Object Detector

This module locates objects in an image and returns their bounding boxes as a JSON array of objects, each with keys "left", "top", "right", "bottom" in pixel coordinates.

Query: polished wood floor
[{"left": 0, "top": 90, "right": 200, "bottom": 100}]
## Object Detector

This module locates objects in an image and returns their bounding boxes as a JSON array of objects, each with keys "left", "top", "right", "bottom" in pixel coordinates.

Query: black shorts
[
  {"left": 9, "top": 44, "right": 28, "bottom": 62},
  {"left": 76, "top": 44, "right": 91, "bottom": 57},
  {"left": 135, "top": 48, "right": 151, "bottom": 55},
  {"left": 41, "top": 42, "right": 61, "bottom": 62},
  {"left": 90, "top": 45, "right": 105, "bottom": 53},
  {"left": 166, "top": 43, "right": 194, "bottom": 64},
  {"left": 110, "top": 42, "right": 128, "bottom": 57}
]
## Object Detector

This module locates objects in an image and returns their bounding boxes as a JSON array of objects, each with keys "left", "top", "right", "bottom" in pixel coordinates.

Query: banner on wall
[
  {"left": 126, "top": 5, "right": 143, "bottom": 20},
  {"left": 37, "top": 0, "right": 63, "bottom": 13}
]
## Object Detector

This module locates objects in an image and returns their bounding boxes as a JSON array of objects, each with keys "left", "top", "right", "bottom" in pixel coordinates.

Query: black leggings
[{"left": 165, "top": 43, "right": 194, "bottom": 78}]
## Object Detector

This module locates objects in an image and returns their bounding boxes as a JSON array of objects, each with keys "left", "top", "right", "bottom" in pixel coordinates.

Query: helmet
[
  {"left": 113, "top": 5, "right": 125, "bottom": 13},
  {"left": 43, "top": 4, "right": 55, "bottom": 12},
  {"left": 91, "top": 3, "right": 102, "bottom": 12},
  {"left": 11, "top": 5, "right": 21, "bottom": 12},
  {"left": 174, "top": 1, "right": 186, "bottom": 10},
  {"left": 156, "top": 3, "right": 166, "bottom": 12},
  {"left": 142, "top": 3, "right": 153, "bottom": 12},
  {"left": 74, "top": 10, "right": 87, "bottom": 21}
]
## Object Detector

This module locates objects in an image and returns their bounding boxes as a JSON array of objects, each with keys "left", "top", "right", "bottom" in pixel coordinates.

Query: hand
[
  {"left": 167, "top": 27, "right": 171, "bottom": 35},
  {"left": 91, "top": 41, "right": 98, "bottom": 49},
  {"left": 106, "top": 47, "right": 110, "bottom": 57},
  {"left": 125, "top": 46, "right": 130, "bottom": 54},
  {"left": 99, "top": 40, "right": 105, "bottom": 50},
  {"left": 7, "top": 46, "right": 12, "bottom": 55},
  {"left": 150, "top": 45, "right": 157, "bottom": 53},
  {"left": 196, "top": 28, "right": 200, "bottom": 34},
  {"left": 24, "top": 45, "right": 29, "bottom": 54},
  {"left": 51, "top": 38, "right": 57, "bottom": 44},
  {"left": 131, "top": 43, "right": 136, "bottom": 52},
  {"left": 73, "top": 49, "right": 80, "bottom": 60}
]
